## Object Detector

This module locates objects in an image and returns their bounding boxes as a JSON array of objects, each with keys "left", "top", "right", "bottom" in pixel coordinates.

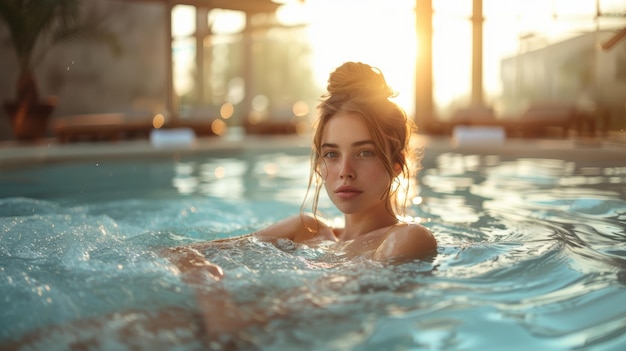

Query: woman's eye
[
  {"left": 323, "top": 151, "right": 338, "bottom": 158},
  {"left": 358, "top": 150, "right": 375, "bottom": 157}
]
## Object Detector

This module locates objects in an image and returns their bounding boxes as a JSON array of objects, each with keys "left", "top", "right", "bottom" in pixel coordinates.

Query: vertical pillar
[
  {"left": 415, "top": 0, "right": 433, "bottom": 130},
  {"left": 165, "top": 1, "right": 176, "bottom": 121},
  {"left": 241, "top": 14, "right": 253, "bottom": 125},
  {"left": 196, "top": 8, "right": 208, "bottom": 104},
  {"left": 471, "top": 0, "right": 484, "bottom": 107}
]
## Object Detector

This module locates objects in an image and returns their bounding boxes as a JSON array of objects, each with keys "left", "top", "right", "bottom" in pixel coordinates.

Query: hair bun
[{"left": 327, "top": 62, "right": 396, "bottom": 100}]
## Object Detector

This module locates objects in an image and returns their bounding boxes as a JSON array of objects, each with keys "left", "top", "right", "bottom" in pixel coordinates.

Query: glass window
[
  {"left": 208, "top": 9, "right": 246, "bottom": 35},
  {"left": 172, "top": 5, "right": 196, "bottom": 37}
]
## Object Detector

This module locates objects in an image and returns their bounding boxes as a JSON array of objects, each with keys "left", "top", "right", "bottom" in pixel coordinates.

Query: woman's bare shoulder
[{"left": 373, "top": 223, "right": 437, "bottom": 262}]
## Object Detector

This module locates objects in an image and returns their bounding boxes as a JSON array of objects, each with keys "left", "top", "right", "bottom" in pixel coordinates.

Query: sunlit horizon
[
  {"left": 301, "top": 0, "right": 624, "bottom": 118},
  {"left": 173, "top": 0, "right": 626, "bottom": 119}
]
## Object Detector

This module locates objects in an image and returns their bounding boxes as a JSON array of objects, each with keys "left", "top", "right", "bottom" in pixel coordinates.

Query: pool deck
[{"left": 1, "top": 130, "right": 625, "bottom": 169}]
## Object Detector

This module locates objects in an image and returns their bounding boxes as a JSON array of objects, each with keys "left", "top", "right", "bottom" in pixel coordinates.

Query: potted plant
[{"left": 0, "top": 0, "right": 118, "bottom": 141}]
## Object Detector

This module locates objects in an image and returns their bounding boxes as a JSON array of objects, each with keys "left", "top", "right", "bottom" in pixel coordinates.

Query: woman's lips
[{"left": 335, "top": 185, "right": 362, "bottom": 199}]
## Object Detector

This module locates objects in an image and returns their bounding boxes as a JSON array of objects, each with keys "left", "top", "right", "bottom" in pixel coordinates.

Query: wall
[{"left": 0, "top": 0, "right": 167, "bottom": 141}]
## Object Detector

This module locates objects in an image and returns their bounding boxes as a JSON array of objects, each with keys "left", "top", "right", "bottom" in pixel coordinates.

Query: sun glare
[
  {"left": 173, "top": 0, "right": 616, "bottom": 119},
  {"left": 296, "top": 0, "right": 418, "bottom": 115}
]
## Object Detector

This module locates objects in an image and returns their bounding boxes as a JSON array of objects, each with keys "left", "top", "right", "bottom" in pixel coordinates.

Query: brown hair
[{"left": 302, "top": 62, "right": 420, "bottom": 223}]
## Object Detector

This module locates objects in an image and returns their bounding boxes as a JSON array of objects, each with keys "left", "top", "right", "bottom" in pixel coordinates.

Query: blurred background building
[{"left": 0, "top": 0, "right": 624, "bottom": 141}]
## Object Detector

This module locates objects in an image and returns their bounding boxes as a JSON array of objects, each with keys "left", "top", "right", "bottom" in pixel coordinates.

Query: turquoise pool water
[{"left": 1, "top": 146, "right": 625, "bottom": 350}]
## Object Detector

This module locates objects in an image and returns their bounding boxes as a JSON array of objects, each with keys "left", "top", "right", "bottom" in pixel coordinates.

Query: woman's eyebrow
[
  {"left": 321, "top": 140, "right": 374, "bottom": 149},
  {"left": 352, "top": 140, "right": 375, "bottom": 147}
]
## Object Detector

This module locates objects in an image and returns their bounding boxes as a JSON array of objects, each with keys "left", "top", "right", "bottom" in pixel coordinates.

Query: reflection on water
[
  {"left": 172, "top": 153, "right": 310, "bottom": 204},
  {"left": 0, "top": 150, "right": 625, "bottom": 350},
  {"left": 418, "top": 152, "right": 626, "bottom": 350}
]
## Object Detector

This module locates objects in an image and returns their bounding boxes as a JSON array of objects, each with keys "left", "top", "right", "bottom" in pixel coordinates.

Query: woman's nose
[{"left": 339, "top": 157, "right": 355, "bottom": 179}]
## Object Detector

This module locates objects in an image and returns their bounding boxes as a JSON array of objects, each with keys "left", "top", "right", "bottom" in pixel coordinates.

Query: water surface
[{"left": 1, "top": 149, "right": 625, "bottom": 350}]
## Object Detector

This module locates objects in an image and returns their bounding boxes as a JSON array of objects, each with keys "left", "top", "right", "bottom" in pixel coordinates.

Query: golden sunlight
[
  {"left": 291, "top": 0, "right": 418, "bottom": 115},
  {"left": 173, "top": 0, "right": 611, "bottom": 119},
  {"left": 298, "top": 0, "right": 602, "bottom": 116}
]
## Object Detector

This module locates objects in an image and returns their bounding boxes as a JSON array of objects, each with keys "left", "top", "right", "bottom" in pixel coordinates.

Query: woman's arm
[
  {"left": 163, "top": 246, "right": 224, "bottom": 280},
  {"left": 253, "top": 213, "right": 334, "bottom": 243},
  {"left": 162, "top": 213, "right": 334, "bottom": 273},
  {"left": 173, "top": 213, "right": 331, "bottom": 252}
]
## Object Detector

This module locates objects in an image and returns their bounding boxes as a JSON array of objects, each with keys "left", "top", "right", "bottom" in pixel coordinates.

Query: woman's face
[{"left": 318, "top": 111, "right": 392, "bottom": 216}]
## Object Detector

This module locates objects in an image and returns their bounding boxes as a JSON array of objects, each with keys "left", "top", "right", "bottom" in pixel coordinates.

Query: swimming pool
[{"left": 1, "top": 139, "right": 625, "bottom": 350}]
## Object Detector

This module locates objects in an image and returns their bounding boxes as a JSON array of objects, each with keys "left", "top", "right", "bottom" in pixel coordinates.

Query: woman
[{"left": 171, "top": 61, "right": 436, "bottom": 270}]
